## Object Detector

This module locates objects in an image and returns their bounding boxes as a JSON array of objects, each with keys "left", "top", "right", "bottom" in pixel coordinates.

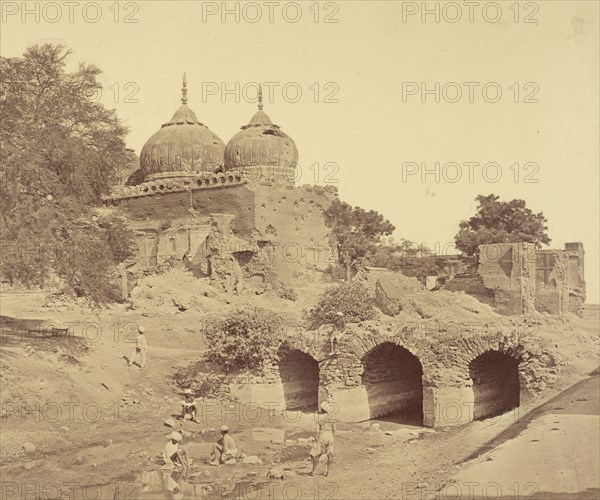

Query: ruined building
[
  {"left": 477, "top": 242, "right": 586, "bottom": 317},
  {"left": 104, "top": 76, "right": 337, "bottom": 292}
]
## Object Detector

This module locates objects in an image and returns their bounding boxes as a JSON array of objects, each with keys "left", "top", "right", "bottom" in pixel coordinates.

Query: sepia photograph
[{"left": 0, "top": 1, "right": 598, "bottom": 499}]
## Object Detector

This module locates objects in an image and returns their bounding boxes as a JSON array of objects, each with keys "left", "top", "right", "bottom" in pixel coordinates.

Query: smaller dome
[
  {"left": 224, "top": 86, "right": 298, "bottom": 173},
  {"left": 139, "top": 74, "right": 225, "bottom": 179}
]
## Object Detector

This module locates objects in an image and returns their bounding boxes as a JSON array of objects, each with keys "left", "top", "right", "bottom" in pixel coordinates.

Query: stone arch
[
  {"left": 360, "top": 341, "right": 424, "bottom": 424},
  {"left": 277, "top": 348, "right": 319, "bottom": 412},
  {"left": 469, "top": 349, "right": 521, "bottom": 420}
]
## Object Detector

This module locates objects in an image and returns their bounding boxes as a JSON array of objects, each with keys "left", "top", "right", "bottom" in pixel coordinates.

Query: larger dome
[
  {"left": 140, "top": 75, "right": 225, "bottom": 179},
  {"left": 224, "top": 86, "right": 298, "bottom": 174}
]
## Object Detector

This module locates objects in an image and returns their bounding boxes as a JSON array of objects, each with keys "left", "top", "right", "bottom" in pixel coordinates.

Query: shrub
[
  {"left": 204, "top": 307, "right": 286, "bottom": 372},
  {"left": 274, "top": 282, "right": 297, "bottom": 301},
  {"left": 312, "top": 280, "right": 376, "bottom": 324}
]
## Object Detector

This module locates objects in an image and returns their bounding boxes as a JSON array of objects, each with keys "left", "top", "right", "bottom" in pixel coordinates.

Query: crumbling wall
[
  {"left": 477, "top": 242, "right": 585, "bottom": 317},
  {"left": 565, "top": 243, "right": 586, "bottom": 316},
  {"left": 535, "top": 250, "right": 569, "bottom": 315},
  {"left": 478, "top": 243, "right": 537, "bottom": 315},
  {"left": 253, "top": 184, "right": 337, "bottom": 281},
  {"left": 113, "top": 183, "right": 256, "bottom": 239},
  {"left": 277, "top": 317, "right": 564, "bottom": 426}
]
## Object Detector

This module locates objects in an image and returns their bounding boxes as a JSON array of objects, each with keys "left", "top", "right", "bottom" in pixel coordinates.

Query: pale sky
[{"left": 2, "top": 1, "right": 598, "bottom": 301}]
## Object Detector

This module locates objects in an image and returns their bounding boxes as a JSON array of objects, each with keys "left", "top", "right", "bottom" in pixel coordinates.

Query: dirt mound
[{"left": 355, "top": 267, "right": 498, "bottom": 322}]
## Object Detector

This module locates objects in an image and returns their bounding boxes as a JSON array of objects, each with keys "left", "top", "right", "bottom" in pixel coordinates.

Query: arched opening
[
  {"left": 469, "top": 350, "right": 520, "bottom": 420},
  {"left": 277, "top": 349, "right": 319, "bottom": 412},
  {"left": 361, "top": 342, "right": 424, "bottom": 425}
]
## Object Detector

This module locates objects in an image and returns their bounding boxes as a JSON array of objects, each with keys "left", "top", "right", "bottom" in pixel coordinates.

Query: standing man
[
  {"left": 128, "top": 325, "right": 147, "bottom": 369},
  {"left": 309, "top": 402, "right": 336, "bottom": 477},
  {"left": 329, "top": 312, "right": 347, "bottom": 354}
]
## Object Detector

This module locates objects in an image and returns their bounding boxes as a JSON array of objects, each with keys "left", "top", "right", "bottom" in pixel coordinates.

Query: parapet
[{"left": 103, "top": 171, "right": 246, "bottom": 203}]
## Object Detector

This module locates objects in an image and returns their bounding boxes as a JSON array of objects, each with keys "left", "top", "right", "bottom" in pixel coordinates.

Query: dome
[
  {"left": 139, "top": 75, "right": 225, "bottom": 179},
  {"left": 224, "top": 86, "right": 298, "bottom": 172}
]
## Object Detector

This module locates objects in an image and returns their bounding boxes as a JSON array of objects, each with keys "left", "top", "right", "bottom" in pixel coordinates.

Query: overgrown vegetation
[
  {"left": 0, "top": 44, "right": 138, "bottom": 302},
  {"left": 311, "top": 280, "right": 376, "bottom": 323},
  {"left": 204, "top": 307, "right": 287, "bottom": 372}
]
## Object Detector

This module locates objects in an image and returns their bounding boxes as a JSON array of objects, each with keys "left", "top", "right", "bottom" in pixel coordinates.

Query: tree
[
  {"left": 367, "top": 240, "right": 439, "bottom": 280},
  {"left": 0, "top": 44, "right": 137, "bottom": 300},
  {"left": 324, "top": 199, "right": 395, "bottom": 280},
  {"left": 455, "top": 194, "right": 551, "bottom": 257}
]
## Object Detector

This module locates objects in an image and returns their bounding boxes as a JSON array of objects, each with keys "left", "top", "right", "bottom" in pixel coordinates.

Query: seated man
[
  {"left": 181, "top": 389, "right": 197, "bottom": 422},
  {"left": 163, "top": 432, "right": 189, "bottom": 468},
  {"left": 209, "top": 425, "right": 238, "bottom": 465}
]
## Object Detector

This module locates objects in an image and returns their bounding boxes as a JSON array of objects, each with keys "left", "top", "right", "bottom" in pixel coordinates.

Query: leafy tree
[
  {"left": 324, "top": 199, "right": 395, "bottom": 280},
  {"left": 204, "top": 307, "right": 287, "bottom": 372},
  {"left": 367, "top": 239, "right": 439, "bottom": 280},
  {"left": 311, "top": 281, "right": 376, "bottom": 324},
  {"left": 0, "top": 44, "right": 137, "bottom": 301},
  {"left": 455, "top": 194, "right": 551, "bottom": 257}
]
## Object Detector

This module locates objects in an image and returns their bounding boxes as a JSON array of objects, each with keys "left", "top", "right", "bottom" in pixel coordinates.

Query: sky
[{"left": 2, "top": 0, "right": 598, "bottom": 302}]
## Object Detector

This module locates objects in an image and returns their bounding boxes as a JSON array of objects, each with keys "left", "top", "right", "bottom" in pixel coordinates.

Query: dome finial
[
  {"left": 181, "top": 73, "right": 188, "bottom": 105},
  {"left": 258, "top": 83, "right": 263, "bottom": 111}
]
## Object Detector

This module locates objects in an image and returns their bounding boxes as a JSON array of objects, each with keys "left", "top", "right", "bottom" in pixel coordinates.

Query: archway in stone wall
[
  {"left": 277, "top": 349, "right": 319, "bottom": 412},
  {"left": 469, "top": 350, "right": 520, "bottom": 420},
  {"left": 361, "top": 342, "right": 424, "bottom": 425}
]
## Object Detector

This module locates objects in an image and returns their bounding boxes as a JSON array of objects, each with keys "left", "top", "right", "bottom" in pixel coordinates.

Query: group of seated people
[
  {"left": 162, "top": 388, "right": 238, "bottom": 468},
  {"left": 163, "top": 425, "right": 237, "bottom": 468}
]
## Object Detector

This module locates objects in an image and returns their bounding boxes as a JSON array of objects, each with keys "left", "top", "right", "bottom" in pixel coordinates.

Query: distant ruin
[{"left": 478, "top": 242, "right": 586, "bottom": 317}]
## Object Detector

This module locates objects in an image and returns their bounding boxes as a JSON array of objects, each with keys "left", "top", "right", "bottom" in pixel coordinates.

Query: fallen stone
[
  {"left": 164, "top": 418, "right": 177, "bottom": 428},
  {"left": 267, "top": 467, "right": 285, "bottom": 480},
  {"left": 23, "top": 442, "right": 36, "bottom": 453},
  {"left": 242, "top": 455, "right": 261, "bottom": 465},
  {"left": 224, "top": 458, "right": 236, "bottom": 465}
]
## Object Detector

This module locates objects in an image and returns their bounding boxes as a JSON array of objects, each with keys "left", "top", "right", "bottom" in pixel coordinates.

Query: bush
[
  {"left": 312, "top": 280, "right": 376, "bottom": 324},
  {"left": 204, "top": 307, "right": 286, "bottom": 372},
  {"left": 274, "top": 282, "right": 297, "bottom": 301}
]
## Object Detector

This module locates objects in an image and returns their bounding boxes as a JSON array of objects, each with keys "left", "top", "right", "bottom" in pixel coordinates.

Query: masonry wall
[
  {"left": 271, "top": 319, "right": 564, "bottom": 427},
  {"left": 254, "top": 184, "right": 336, "bottom": 280},
  {"left": 478, "top": 243, "right": 537, "bottom": 315},
  {"left": 113, "top": 184, "right": 256, "bottom": 239},
  {"left": 477, "top": 242, "right": 585, "bottom": 317}
]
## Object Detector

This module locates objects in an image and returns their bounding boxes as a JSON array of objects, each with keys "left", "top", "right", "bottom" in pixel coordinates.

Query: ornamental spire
[
  {"left": 258, "top": 83, "right": 263, "bottom": 111},
  {"left": 181, "top": 73, "right": 188, "bottom": 105}
]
